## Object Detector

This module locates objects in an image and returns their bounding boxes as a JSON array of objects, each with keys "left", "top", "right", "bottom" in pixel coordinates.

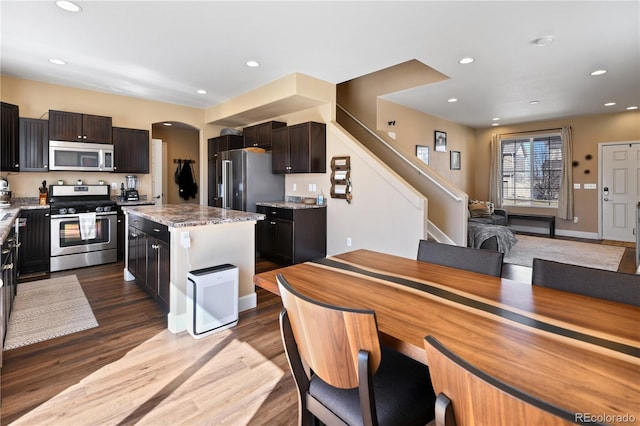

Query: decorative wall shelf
[{"left": 330, "top": 156, "right": 352, "bottom": 203}]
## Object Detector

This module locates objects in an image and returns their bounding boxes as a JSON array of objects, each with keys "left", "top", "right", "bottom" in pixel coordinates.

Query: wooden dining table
[{"left": 254, "top": 249, "right": 640, "bottom": 425}]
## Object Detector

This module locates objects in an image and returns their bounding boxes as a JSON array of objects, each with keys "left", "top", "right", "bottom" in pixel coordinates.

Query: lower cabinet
[
  {"left": 2, "top": 226, "right": 18, "bottom": 354},
  {"left": 256, "top": 206, "right": 326, "bottom": 265},
  {"left": 127, "top": 215, "right": 169, "bottom": 312},
  {"left": 18, "top": 209, "right": 50, "bottom": 275}
]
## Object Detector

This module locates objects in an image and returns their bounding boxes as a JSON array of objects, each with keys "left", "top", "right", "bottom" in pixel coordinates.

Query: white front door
[
  {"left": 151, "top": 138, "right": 166, "bottom": 205},
  {"left": 601, "top": 142, "right": 639, "bottom": 242}
]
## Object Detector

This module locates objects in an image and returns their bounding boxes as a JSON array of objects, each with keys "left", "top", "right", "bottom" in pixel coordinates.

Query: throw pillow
[{"left": 469, "top": 200, "right": 492, "bottom": 218}]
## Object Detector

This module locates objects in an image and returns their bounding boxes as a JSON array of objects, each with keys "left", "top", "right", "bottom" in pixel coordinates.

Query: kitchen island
[{"left": 121, "top": 204, "right": 264, "bottom": 334}]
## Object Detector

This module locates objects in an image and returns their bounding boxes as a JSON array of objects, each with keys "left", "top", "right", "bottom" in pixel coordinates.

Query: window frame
[{"left": 500, "top": 132, "right": 563, "bottom": 208}]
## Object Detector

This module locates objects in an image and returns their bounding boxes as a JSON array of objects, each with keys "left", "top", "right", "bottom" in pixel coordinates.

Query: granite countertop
[
  {"left": 0, "top": 199, "right": 50, "bottom": 243},
  {"left": 121, "top": 204, "right": 265, "bottom": 228},
  {"left": 256, "top": 201, "right": 326, "bottom": 209}
]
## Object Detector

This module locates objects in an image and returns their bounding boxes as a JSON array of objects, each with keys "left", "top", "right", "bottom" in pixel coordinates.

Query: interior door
[{"left": 601, "top": 143, "right": 639, "bottom": 242}]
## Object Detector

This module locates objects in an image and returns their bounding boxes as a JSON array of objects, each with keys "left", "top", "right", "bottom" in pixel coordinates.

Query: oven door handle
[{"left": 51, "top": 212, "right": 117, "bottom": 219}]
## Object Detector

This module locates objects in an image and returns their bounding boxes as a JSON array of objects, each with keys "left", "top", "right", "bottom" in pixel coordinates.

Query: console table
[{"left": 508, "top": 213, "right": 556, "bottom": 237}]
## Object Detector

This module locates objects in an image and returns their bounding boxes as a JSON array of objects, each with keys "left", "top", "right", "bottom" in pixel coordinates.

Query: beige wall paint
[
  {"left": 0, "top": 75, "right": 224, "bottom": 201},
  {"left": 474, "top": 111, "right": 640, "bottom": 236},
  {"left": 377, "top": 99, "right": 476, "bottom": 193}
]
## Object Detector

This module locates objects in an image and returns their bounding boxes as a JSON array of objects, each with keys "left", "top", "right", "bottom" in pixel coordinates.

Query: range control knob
[
  {"left": 68, "top": 208, "right": 76, "bottom": 214},
  {"left": 59, "top": 208, "right": 67, "bottom": 215},
  {"left": 96, "top": 206, "right": 104, "bottom": 213}
]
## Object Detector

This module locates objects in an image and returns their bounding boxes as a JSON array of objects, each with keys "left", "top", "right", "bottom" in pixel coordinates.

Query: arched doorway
[{"left": 152, "top": 121, "right": 200, "bottom": 205}]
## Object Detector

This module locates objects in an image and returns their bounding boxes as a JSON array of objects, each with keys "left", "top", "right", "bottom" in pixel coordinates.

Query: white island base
[{"left": 122, "top": 205, "right": 264, "bottom": 334}]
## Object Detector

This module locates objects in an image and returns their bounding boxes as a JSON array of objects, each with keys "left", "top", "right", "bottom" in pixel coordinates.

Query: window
[{"left": 501, "top": 133, "right": 563, "bottom": 207}]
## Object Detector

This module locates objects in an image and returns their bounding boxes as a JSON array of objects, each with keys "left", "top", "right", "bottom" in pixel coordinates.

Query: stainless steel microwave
[{"left": 49, "top": 140, "right": 114, "bottom": 171}]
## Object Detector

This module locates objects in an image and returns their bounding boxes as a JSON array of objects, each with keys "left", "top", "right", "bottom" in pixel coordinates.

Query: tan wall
[
  {"left": 0, "top": 75, "right": 223, "bottom": 201},
  {"left": 377, "top": 99, "right": 476, "bottom": 193},
  {"left": 474, "top": 111, "right": 640, "bottom": 235}
]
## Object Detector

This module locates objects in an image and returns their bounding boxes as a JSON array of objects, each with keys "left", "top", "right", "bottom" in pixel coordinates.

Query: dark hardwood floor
[{"left": 1, "top": 261, "right": 294, "bottom": 425}]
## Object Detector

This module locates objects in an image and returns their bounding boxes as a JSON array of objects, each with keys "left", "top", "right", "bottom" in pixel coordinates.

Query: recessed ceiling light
[
  {"left": 604, "top": 102, "right": 616, "bottom": 107},
  {"left": 447, "top": 98, "right": 458, "bottom": 103},
  {"left": 590, "top": 69, "right": 607, "bottom": 76},
  {"left": 56, "top": 1, "right": 82, "bottom": 12},
  {"left": 459, "top": 57, "right": 474, "bottom": 65},
  {"left": 627, "top": 106, "right": 639, "bottom": 110},
  {"left": 532, "top": 37, "right": 553, "bottom": 46},
  {"left": 492, "top": 117, "right": 500, "bottom": 121},
  {"left": 196, "top": 89, "right": 207, "bottom": 95},
  {"left": 49, "top": 58, "right": 66, "bottom": 65},
  {"left": 246, "top": 60, "right": 260, "bottom": 68},
  {"left": 163, "top": 122, "right": 172, "bottom": 127},
  {"left": 492, "top": 123, "right": 499, "bottom": 127},
  {"left": 529, "top": 100, "right": 540, "bottom": 105}
]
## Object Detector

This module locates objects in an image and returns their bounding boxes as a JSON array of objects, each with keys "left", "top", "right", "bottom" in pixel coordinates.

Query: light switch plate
[
  {"left": 573, "top": 183, "right": 581, "bottom": 189},
  {"left": 584, "top": 183, "right": 597, "bottom": 190}
]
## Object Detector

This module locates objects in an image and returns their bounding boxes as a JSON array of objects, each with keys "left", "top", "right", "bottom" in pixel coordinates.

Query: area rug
[
  {"left": 504, "top": 235, "right": 625, "bottom": 271},
  {"left": 4, "top": 275, "right": 98, "bottom": 350}
]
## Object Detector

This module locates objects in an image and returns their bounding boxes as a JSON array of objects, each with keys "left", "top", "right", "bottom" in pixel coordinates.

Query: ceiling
[{"left": 1, "top": 1, "right": 638, "bottom": 129}]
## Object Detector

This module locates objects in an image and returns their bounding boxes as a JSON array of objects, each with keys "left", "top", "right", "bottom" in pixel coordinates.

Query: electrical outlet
[
  {"left": 111, "top": 182, "right": 118, "bottom": 190},
  {"left": 180, "top": 231, "right": 191, "bottom": 248},
  {"left": 346, "top": 237, "right": 352, "bottom": 247},
  {"left": 573, "top": 217, "right": 579, "bottom": 224},
  {"left": 293, "top": 183, "right": 297, "bottom": 191}
]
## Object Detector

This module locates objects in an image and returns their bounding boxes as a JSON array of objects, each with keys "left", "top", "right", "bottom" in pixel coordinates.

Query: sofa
[{"left": 467, "top": 200, "right": 516, "bottom": 253}]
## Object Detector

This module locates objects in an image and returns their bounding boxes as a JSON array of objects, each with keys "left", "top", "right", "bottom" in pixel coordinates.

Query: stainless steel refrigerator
[{"left": 214, "top": 149, "right": 284, "bottom": 212}]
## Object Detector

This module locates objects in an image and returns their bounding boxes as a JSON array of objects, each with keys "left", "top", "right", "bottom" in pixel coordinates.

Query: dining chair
[
  {"left": 417, "top": 239, "right": 504, "bottom": 277},
  {"left": 423, "top": 335, "right": 594, "bottom": 426},
  {"left": 277, "top": 273, "right": 436, "bottom": 426},
  {"left": 532, "top": 258, "right": 640, "bottom": 306}
]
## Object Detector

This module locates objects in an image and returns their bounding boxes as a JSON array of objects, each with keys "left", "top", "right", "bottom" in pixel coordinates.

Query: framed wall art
[
  {"left": 434, "top": 130, "right": 447, "bottom": 152},
  {"left": 416, "top": 145, "right": 429, "bottom": 165},
  {"left": 450, "top": 150, "right": 461, "bottom": 170}
]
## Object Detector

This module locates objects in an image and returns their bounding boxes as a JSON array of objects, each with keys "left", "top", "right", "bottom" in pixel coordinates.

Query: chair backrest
[
  {"left": 276, "top": 273, "right": 382, "bottom": 389},
  {"left": 417, "top": 239, "right": 504, "bottom": 277},
  {"left": 423, "top": 336, "right": 583, "bottom": 426},
  {"left": 532, "top": 258, "right": 640, "bottom": 306}
]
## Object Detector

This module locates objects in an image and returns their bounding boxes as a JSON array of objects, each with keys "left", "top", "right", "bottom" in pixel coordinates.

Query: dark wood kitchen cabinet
[
  {"left": 19, "top": 118, "right": 49, "bottom": 171},
  {"left": 272, "top": 121, "right": 326, "bottom": 174},
  {"left": 256, "top": 205, "right": 326, "bottom": 265},
  {"left": 17, "top": 209, "right": 51, "bottom": 274},
  {"left": 207, "top": 134, "right": 244, "bottom": 207},
  {"left": 1, "top": 102, "right": 20, "bottom": 172},
  {"left": 127, "top": 214, "right": 169, "bottom": 312},
  {"left": 112, "top": 127, "right": 149, "bottom": 173},
  {"left": 243, "top": 121, "right": 286, "bottom": 150},
  {"left": 49, "top": 110, "right": 112, "bottom": 144}
]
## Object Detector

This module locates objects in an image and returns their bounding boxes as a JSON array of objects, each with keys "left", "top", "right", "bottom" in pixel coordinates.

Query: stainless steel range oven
[{"left": 49, "top": 185, "right": 118, "bottom": 272}]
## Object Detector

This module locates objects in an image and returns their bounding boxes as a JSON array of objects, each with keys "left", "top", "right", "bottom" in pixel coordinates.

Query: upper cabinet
[
  {"left": 49, "top": 109, "right": 112, "bottom": 144},
  {"left": 112, "top": 127, "right": 149, "bottom": 174},
  {"left": 243, "top": 121, "right": 286, "bottom": 149},
  {"left": 19, "top": 118, "right": 49, "bottom": 172},
  {"left": 1, "top": 102, "right": 20, "bottom": 172},
  {"left": 272, "top": 121, "right": 326, "bottom": 174}
]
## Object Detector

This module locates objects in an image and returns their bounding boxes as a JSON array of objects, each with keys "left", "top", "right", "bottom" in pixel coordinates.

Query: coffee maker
[{"left": 125, "top": 175, "right": 139, "bottom": 201}]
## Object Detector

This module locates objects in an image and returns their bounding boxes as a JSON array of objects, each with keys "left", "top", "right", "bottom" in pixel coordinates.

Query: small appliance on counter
[
  {"left": 125, "top": 175, "right": 139, "bottom": 201},
  {"left": 0, "top": 176, "right": 12, "bottom": 208}
]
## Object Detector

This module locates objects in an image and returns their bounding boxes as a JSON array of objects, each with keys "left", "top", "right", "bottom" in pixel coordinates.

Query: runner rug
[
  {"left": 4, "top": 275, "right": 98, "bottom": 350},
  {"left": 504, "top": 235, "right": 625, "bottom": 271}
]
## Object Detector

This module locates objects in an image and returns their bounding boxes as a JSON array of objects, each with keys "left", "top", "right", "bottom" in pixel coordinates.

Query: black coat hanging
[{"left": 177, "top": 161, "right": 198, "bottom": 200}]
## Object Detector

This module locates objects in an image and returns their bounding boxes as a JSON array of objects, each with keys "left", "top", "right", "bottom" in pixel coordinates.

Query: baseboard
[
  {"left": 510, "top": 225, "right": 599, "bottom": 240},
  {"left": 239, "top": 291, "right": 257, "bottom": 312}
]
